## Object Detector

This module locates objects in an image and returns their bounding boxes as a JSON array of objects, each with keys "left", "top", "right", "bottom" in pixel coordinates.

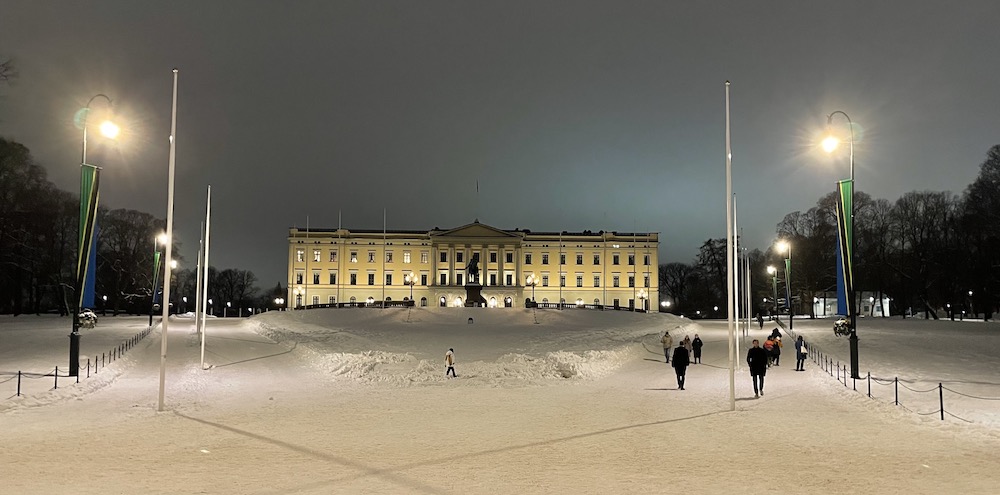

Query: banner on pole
[
  {"left": 77, "top": 165, "right": 100, "bottom": 309},
  {"left": 835, "top": 179, "right": 854, "bottom": 317},
  {"left": 784, "top": 257, "right": 791, "bottom": 310},
  {"left": 152, "top": 251, "right": 162, "bottom": 304},
  {"left": 83, "top": 222, "right": 99, "bottom": 308}
]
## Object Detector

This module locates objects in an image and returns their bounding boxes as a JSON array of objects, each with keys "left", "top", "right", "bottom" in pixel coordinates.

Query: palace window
[
  {"left": 644, "top": 254, "right": 650, "bottom": 266},
  {"left": 613, "top": 254, "right": 620, "bottom": 265},
  {"left": 490, "top": 252, "right": 497, "bottom": 263},
  {"left": 560, "top": 254, "right": 566, "bottom": 265},
  {"left": 629, "top": 275, "right": 635, "bottom": 288},
  {"left": 628, "top": 254, "right": 635, "bottom": 265},
  {"left": 613, "top": 275, "right": 620, "bottom": 288},
  {"left": 368, "top": 273, "right": 375, "bottom": 285},
  {"left": 542, "top": 254, "right": 549, "bottom": 265},
  {"left": 350, "top": 273, "right": 357, "bottom": 285},
  {"left": 329, "top": 272, "right": 336, "bottom": 284},
  {"left": 421, "top": 251, "right": 428, "bottom": 264},
  {"left": 312, "top": 272, "right": 320, "bottom": 284},
  {"left": 368, "top": 251, "right": 376, "bottom": 263},
  {"left": 296, "top": 249, "right": 304, "bottom": 262},
  {"left": 350, "top": 251, "right": 358, "bottom": 263},
  {"left": 295, "top": 273, "right": 303, "bottom": 284},
  {"left": 594, "top": 275, "right": 600, "bottom": 287},
  {"left": 313, "top": 250, "right": 321, "bottom": 262},
  {"left": 440, "top": 252, "right": 447, "bottom": 263},
  {"left": 403, "top": 251, "right": 411, "bottom": 263},
  {"left": 560, "top": 275, "right": 566, "bottom": 287},
  {"left": 593, "top": 254, "right": 600, "bottom": 265},
  {"left": 457, "top": 252, "right": 464, "bottom": 263},
  {"left": 386, "top": 251, "right": 393, "bottom": 263},
  {"left": 542, "top": 275, "right": 549, "bottom": 287},
  {"left": 420, "top": 274, "right": 428, "bottom": 285},
  {"left": 329, "top": 250, "right": 337, "bottom": 262},
  {"left": 525, "top": 254, "right": 532, "bottom": 264},
  {"left": 576, "top": 275, "right": 583, "bottom": 287},
  {"left": 506, "top": 252, "right": 513, "bottom": 263},
  {"left": 576, "top": 254, "right": 583, "bottom": 265},
  {"left": 386, "top": 273, "right": 392, "bottom": 285}
]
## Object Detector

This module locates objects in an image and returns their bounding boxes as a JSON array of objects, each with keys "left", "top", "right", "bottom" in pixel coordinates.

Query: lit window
[
  {"left": 350, "top": 251, "right": 358, "bottom": 263},
  {"left": 403, "top": 251, "right": 411, "bottom": 263},
  {"left": 329, "top": 250, "right": 337, "bottom": 262},
  {"left": 296, "top": 249, "right": 304, "bottom": 262},
  {"left": 312, "top": 272, "right": 320, "bottom": 284},
  {"left": 421, "top": 251, "right": 428, "bottom": 264},
  {"left": 386, "top": 251, "right": 393, "bottom": 263},
  {"left": 295, "top": 273, "right": 303, "bottom": 284},
  {"left": 313, "top": 250, "right": 321, "bottom": 262},
  {"left": 368, "top": 251, "right": 376, "bottom": 263}
]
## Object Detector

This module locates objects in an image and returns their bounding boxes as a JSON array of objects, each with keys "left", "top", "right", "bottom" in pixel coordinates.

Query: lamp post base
[
  {"left": 849, "top": 331, "right": 860, "bottom": 379},
  {"left": 69, "top": 330, "right": 81, "bottom": 377}
]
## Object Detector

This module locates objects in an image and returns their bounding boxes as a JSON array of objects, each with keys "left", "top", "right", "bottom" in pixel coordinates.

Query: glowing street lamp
[
  {"left": 404, "top": 272, "right": 416, "bottom": 304},
  {"left": 823, "top": 110, "right": 860, "bottom": 379},
  {"left": 69, "top": 94, "right": 121, "bottom": 377},
  {"left": 526, "top": 273, "right": 538, "bottom": 305},
  {"left": 766, "top": 265, "right": 779, "bottom": 323},
  {"left": 776, "top": 240, "right": 793, "bottom": 330}
]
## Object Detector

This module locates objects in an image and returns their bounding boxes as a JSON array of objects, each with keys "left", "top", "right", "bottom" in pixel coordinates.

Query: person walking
[
  {"left": 794, "top": 336, "right": 807, "bottom": 371},
  {"left": 683, "top": 335, "right": 693, "bottom": 358},
  {"left": 756, "top": 312, "right": 764, "bottom": 329},
  {"left": 692, "top": 334, "right": 704, "bottom": 364},
  {"left": 671, "top": 342, "right": 690, "bottom": 390},
  {"left": 660, "top": 331, "right": 673, "bottom": 363},
  {"left": 445, "top": 348, "right": 457, "bottom": 378},
  {"left": 772, "top": 336, "right": 783, "bottom": 366},
  {"left": 763, "top": 336, "right": 775, "bottom": 367},
  {"left": 747, "top": 339, "right": 768, "bottom": 398}
]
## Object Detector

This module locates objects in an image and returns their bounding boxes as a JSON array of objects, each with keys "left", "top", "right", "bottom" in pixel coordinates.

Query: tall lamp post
[
  {"left": 526, "top": 273, "right": 538, "bottom": 306},
  {"left": 404, "top": 272, "right": 416, "bottom": 305},
  {"left": 777, "top": 240, "right": 793, "bottom": 330},
  {"left": 766, "top": 266, "right": 779, "bottom": 323},
  {"left": 71, "top": 94, "right": 120, "bottom": 377},
  {"left": 823, "top": 110, "right": 860, "bottom": 379},
  {"left": 638, "top": 288, "right": 648, "bottom": 312}
]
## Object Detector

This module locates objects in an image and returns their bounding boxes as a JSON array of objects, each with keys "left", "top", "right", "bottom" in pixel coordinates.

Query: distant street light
[
  {"left": 777, "top": 240, "right": 793, "bottom": 330},
  {"left": 766, "top": 265, "right": 779, "bottom": 323},
  {"left": 526, "top": 273, "right": 538, "bottom": 305},
  {"left": 404, "top": 272, "right": 416, "bottom": 304}
]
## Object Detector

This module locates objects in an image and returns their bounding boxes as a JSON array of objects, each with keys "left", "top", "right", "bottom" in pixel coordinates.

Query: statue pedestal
[{"left": 464, "top": 283, "right": 486, "bottom": 307}]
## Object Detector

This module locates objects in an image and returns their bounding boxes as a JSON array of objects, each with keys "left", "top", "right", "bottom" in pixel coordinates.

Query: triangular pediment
[{"left": 432, "top": 221, "right": 520, "bottom": 239}]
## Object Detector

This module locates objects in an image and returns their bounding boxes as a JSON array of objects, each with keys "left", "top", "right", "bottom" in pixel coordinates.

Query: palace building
[{"left": 287, "top": 220, "right": 659, "bottom": 310}]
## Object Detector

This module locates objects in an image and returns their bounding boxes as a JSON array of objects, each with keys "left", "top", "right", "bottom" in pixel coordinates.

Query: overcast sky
[{"left": 2, "top": 1, "right": 997, "bottom": 286}]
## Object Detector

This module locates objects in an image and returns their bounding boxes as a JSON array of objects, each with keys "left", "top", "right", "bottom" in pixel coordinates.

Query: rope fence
[
  {"left": 804, "top": 340, "right": 999, "bottom": 424},
  {"left": 1, "top": 326, "right": 154, "bottom": 401}
]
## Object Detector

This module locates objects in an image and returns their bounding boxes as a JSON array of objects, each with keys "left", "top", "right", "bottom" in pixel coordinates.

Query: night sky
[{"left": 2, "top": 1, "right": 997, "bottom": 286}]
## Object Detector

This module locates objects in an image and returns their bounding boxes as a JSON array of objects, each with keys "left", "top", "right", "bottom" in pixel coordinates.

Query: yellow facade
[{"left": 287, "top": 221, "right": 659, "bottom": 310}]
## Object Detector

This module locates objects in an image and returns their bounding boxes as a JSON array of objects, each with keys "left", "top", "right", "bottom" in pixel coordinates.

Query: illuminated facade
[{"left": 287, "top": 221, "right": 659, "bottom": 310}]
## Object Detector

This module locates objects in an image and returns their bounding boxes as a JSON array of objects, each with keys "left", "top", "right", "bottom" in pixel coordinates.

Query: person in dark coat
[
  {"left": 671, "top": 343, "right": 690, "bottom": 390},
  {"left": 794, "top": 335, "right": 807, "bottom": 371},
  {"left": 691, "top": 334, "right": 704, "bottom": 364},
  {"left": 756, "top": 312, "right": 764, "bottom": 329},
  {"left": 746, "top": 339, "right": 768, "bottom": 398}
]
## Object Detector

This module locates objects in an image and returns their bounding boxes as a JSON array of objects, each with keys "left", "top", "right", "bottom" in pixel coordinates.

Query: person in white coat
[
  {"left": 660, "top": 331, "right": 673, "bottom": 363},
  {"left": 445, "top": 348, "right": 457, "bottom": 378}
]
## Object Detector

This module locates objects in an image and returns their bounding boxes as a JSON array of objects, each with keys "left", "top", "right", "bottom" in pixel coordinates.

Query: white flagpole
[
  {"left": 725, "top": 81, "right": 735, "bottom": 411},
  {"left": 734, "top": 195, "right": 741, "bottom": 371},
  {"left": 194, "top": 221, "right": 204, "bottom": 335},
  {"left": 158, "top": 68, "right": 179, "bottom": 412},
  {"left": 200, "top": 185, "right": 211, "bottom": 369}
]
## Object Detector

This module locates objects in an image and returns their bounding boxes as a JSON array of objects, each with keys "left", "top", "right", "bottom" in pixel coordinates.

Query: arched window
[
  {"left": 349, "top": 296, "right": 357, "bottom": 304},
  {"left": 489, "top": 297, "right": 497, "bottom": 308},
  {"left": 504, "top": 297, "right": 512, "bottom": 308},
  {"left": 454, "top": 297, "right": 463, "bottom": 307},
  {"left": 420, "top": 297, "right": 427, "bottom": 307},
  {"left": 440, "top": 296, "right": 447, "bottom": 307},
  {"left": 594, "top": 298, "right": 600, "bottom": 306},
  {"left": 576, "top": 298, "right": 584, "bottom": 307}
]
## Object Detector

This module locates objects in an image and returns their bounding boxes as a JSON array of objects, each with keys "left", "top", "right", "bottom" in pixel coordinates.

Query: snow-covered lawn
[{"left": 1, "top": 309, "right": 998, "bottom": 494}]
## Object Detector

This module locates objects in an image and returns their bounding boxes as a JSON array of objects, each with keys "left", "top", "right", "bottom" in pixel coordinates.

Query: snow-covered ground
[{"left": 1, "top": 309, "right": 999, "bottom": 494}]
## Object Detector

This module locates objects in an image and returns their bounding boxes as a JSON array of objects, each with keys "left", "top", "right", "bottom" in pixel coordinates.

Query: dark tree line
[
  {"left": 0, "top": 136, "right": 276, "bottom": 315},
  {"left": 661, "top": 145, "right": 1000, "bottom": 321}
]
